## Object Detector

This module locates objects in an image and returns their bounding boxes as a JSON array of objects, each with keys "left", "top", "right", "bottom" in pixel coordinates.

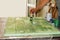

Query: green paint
[{"left": 4, "top": 17, "right": 60, "bottom": 36}]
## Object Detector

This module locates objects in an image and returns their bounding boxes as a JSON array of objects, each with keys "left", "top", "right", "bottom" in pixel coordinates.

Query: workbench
[{"left": 3, "top": 17, "right": 60, "bottom": 39}]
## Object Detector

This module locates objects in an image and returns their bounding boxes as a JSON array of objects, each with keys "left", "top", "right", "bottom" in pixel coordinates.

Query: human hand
[{"left": 30, "top": 8, "right": 36, "bottom": 14}]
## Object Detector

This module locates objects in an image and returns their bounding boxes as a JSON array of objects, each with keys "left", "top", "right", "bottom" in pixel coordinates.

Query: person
[
  {"left": 30, "top": 0, "right": 51, "bottom": 13},
  {"left": 30, "top": 0, "right": 60, "bottom": 27},
  {"left": 56, "top": 0, "right": 60, "bottom": 27}
]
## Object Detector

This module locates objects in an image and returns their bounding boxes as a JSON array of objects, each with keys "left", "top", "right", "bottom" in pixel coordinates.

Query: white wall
[{"left": 0, "top": 0, "right": 27, "bottom": 17}]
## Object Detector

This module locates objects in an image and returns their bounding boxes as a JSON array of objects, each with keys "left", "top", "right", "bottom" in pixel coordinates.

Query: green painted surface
[{"left": 4, "top": 17, "right": 60, "bottom": 37}]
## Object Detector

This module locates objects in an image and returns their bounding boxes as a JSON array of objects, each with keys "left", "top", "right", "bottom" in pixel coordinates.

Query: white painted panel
[
  {"left": 0, "top": 0, "right": 27, "bottom": 17},
  {"left": 28, "top": 0, "right": 36, "bottom": 6},
  {"left": 27, "top": 4, "right": 36, "bottom": 8}
]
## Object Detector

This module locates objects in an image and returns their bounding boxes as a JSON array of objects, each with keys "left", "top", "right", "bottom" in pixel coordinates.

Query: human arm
[{"left": 30, "top": 0, "right": 50, "bottom": 13}]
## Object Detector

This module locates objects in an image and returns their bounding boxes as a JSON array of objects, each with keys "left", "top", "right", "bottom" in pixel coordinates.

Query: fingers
[
  {"left": 30, "top": 8, "right": 36, "bottom": 14},
  {"left": 30, "top": 9, "right": 34, "bottom": 13}
]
